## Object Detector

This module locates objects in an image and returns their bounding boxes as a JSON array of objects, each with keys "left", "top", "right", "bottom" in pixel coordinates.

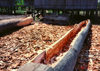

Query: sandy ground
[{"left": 0, "top": 22, "right": 73, "bottom": 71}]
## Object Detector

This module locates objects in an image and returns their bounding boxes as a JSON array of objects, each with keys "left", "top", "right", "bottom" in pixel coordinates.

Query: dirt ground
[
  {"left": 74, "top": 25, "right": 100, "bottom": 71},
  {"left": 0, "top": 22, "right": 73, "bottom": 71}
]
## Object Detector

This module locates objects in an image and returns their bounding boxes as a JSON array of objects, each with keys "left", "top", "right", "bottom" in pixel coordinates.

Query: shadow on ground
[
  {"left": 0, "top": 27, "right": 22, "bottom": 37},
  {"left": 70, "top": 15, "right": 100, "bottom": 25}
]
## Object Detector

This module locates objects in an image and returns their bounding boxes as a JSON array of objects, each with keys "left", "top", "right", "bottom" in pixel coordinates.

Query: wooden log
[
  {"left": 54, "top": 20, "right": 91, "bottom": 71},
  {"left": 46, "top": 29, "right": 72, "bottom": 63},
  {"left": 46, "top": 20, "right": 88, "bottom": 63},
  {"left": 0, "top": 16, "right": 33, "bottom": 33}
]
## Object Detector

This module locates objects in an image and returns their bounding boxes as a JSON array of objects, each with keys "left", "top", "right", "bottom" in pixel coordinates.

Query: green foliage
[
  {"left": 15, "top": 0, "right": 25, "bottom": 14},
  {"left": 16, "top": 0, "right": 24, "bottom": 6}
]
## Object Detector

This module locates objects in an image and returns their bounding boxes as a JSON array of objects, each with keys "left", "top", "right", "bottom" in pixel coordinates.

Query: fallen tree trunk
[
  {"left": 54, "top": 20, "right": 91, "bottom": 71},
  {"left": 0, "top": 16, "right": 33, "bottom": 33},
  {"left": 46, "top": 20, "right": 87, "bottom": 63}
]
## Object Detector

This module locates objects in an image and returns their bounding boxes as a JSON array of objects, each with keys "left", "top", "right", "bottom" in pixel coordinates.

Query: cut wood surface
[
  {"left": 54, "top": 20, "right": 91, "bottom": 71},
  {"left": 46, "top": 20, "right": 88, "bottom": 63},
  {"left": 17, "top": 16, "right": 33, "bottom": 26},
  {"left": 32, "top": 51, "right": 46, "bottom": 63}
]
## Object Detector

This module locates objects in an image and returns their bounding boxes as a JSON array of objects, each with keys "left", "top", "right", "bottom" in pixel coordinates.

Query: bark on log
[
  {"left": 54, "top": 20, "right": 91, "bottom": 71},
  {"left": 46, "top": 20, "right": 88, "bottom": 63},
  {"left": 0, "top": 16, "right": 33, "bottom": 33}
]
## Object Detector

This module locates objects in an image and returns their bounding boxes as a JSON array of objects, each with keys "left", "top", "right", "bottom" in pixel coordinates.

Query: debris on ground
[
  {"left": 0, "top": 22, "right": 73, "bottom": 71},
  {"left": 74, "top": 25, "right": 100, "bottom": 71}
]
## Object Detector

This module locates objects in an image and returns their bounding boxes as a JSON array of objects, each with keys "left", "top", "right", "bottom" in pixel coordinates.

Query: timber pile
[
  {"left": 74, "top": 25, "right": 100, "bottom": 71},
  {"left": 0, "top": 22, "right": 73, "bottom": 71}
]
